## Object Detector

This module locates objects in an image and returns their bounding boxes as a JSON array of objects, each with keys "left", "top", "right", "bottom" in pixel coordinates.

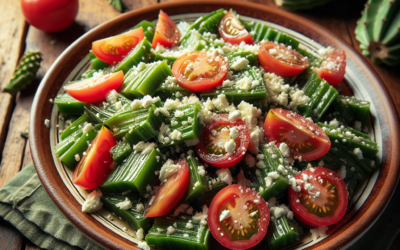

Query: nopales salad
[{"left": 51, "top": 8, "right": 379, "bottom": 250}]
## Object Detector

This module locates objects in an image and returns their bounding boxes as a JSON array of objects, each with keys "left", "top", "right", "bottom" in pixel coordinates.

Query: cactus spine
[
  {"left": 355, "top": 0, "right": 400, "bottom": 66},
  {"left": 3, "top": 51, "right": 42, "bottom": 96}
]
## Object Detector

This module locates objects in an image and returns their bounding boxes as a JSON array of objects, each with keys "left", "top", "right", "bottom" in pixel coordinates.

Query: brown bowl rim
[{"left": 30, "top": 1, "right": 400, "bottom": 249}]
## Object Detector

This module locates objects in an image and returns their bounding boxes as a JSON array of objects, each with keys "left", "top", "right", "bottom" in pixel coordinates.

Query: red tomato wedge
[
  {"left": 196, "top": 114, "right": 250, "bottom": 168},
  {"left": 218, "top": 10, "right": 254, "bottom": 45},
  {"left": 145, "top": 160, "right": 189, "bottom": 218},
  {"left": 264, "top": 108, "right": 330, "bottom": 161},
  {"left": 317, "top": 49, "right": 346, "bottom": 86},
  {"left": 209, "top": 185, "right": 270, "bottom": 250},
  {"left": 152, "top": 10, "right": 181, "bottom": 48},
  {"left": 288, "top": 167, "right": 348, "bottom": 227},
  {"left": 92, "top": 28, "right": 145, "bottom": 65},
  {"left": 258, "top": 41, "right": 308, "bottom": 77},
  {"left": 172, "top": 51, "right": 228, "bottom": 92},
  {"left": 64, "top": 71, "right": 124, "bottom": 103},
  {"left": 72, "top": 126, "right": 117, "bottom": 190}
]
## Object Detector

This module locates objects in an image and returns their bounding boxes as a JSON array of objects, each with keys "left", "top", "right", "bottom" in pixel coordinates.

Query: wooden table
[{"left": 0, "top": 0, "right": 399, "bottom": 249}]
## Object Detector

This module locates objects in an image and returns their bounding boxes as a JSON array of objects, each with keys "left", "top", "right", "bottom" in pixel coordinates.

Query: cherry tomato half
[
  {"left": 92, "top": 28, "right": 145, "bottom": 65},
  {"left": 209, "top": 184, "right": 270, "bottom": 250},
  {"left": 196, "top": 114, "right": 250, "bottom": 168},
  {"left": 145, "top": 160, "right": 189, "bottom": 218},
  {"left": 152, "top": 10, "right": 181, "bottom": 48},
  {"left": 317, "top": 49, "right": 347, "bottom": 86},
  {"left": 218, "top": 10, "right": 254, "bottom": 45},
  {"left": 288, "top": 167, "right": 348, "bottom": 227},
  {"left": 72, "top": 126, "right": 117, "bottom": 190},
  {"left": 172, "top": 51, "right": 228, "bottom": 92},
  {"left": 264, "top": 108, "right": 330, "bottom": 161},
  {"left": 258, "top": 41, "right": 308, "bottom": 77},
  {"left": 64, "top": 71, "right": 124, "bottom": 103},
  {"left": 21, "top": 0, "right": 78, "bottom": 33}
]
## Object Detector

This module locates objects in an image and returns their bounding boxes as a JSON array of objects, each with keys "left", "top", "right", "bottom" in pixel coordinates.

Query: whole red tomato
[{"left": 21, "top": 0, "right": 79, "bottom": 33}]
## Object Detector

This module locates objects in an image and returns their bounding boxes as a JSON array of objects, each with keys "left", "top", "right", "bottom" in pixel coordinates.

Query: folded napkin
[
  {"left": 0, "top": 163, "right": 104, "bottom": 250},
  {"left": 1, "top": 162, "right": 399, "bottom": 250}
]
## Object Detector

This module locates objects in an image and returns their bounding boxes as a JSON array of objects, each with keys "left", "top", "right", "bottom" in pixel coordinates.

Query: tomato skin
[
  {"left": 288, "top": 167, "right": 348, "bottom": 227},
  {"left": 21, "top": 0, "right": 78, "bottom": 33},
  {"left": 258, "top": 41, "right": 308, "bottom": 77},
  {"left": 72, "top": 127, "right": 117, "bottom": 190},
  {"left": 92, "top": 28, "right": 145, "bottom": 65},
  {"left": 317, "top": 49, "right": 346, "bottom": 86},
  {"left": 208, "top": 185, "right": 270, "bottom": 250},
  {"left": 218, "top": 10, "right": 254, "bottom": 45},
  {"left": 145, "top": 161, "right": 189, "bottom": 218},
  {"left": 196, "top": 114, "right": 250, "bottom": 168},
  {"left": 172, "top": 51, "right": 228, "bottom": 92},
  {"left": 152, "top": 10, "right": 181, "bottom": 48},
  {"left": 264, "top": 108, "right": 330, "bottom": 161},
  {"left": 64, "top": 71, "right": 124, "bottom": 103}
]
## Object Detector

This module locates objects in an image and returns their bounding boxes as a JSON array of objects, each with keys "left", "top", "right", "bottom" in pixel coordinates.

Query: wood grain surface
[{"left": 0, "top": 0, "right": 399, "bottom": 249}]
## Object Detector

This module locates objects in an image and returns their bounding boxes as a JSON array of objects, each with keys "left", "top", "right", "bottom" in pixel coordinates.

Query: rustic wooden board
[
  {"left": 0, "top": 93, "right": 14, "bottom": 156},
  {"left": 0, "top": 220, "right": 25, "bottom": 250},
  {"left": 0, "top": 91, "right": 33, "bottom": 188}
]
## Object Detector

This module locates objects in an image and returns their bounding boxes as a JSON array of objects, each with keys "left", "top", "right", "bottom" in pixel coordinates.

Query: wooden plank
[
  {"left": 0, "top": 0, "right": 27, "bottom": 89},
  {"left": 24, "top": 241, "right": 40, "bottom": 250},
  {"left": 122, "top": 0, "right": 158, "bottom": 11},
  {"left": 0, "top": 90, "right": 33, "bottom": 188},
  {"left": 0, "top": 220, "right": 24, "bottom": 250},
  {"left": 0, "top": 93, "right": 14, "bottom": 158}
]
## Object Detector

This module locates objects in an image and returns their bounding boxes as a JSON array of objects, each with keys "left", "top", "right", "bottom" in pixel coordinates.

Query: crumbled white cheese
[
  {"left": 154, "top": 107, "right": 170, "bottom": 116},
  {"left": 198, "top": 165, "right": 206, "bottom": 176},
  {"left": 224, "top": 139, "right": 236, "bottom": 154},
  {"left": 136, "top": 228, "right": 144, "bottom": 240},
  {"left": 192, "top": 205, "right": 209, "bottom": 223},
  {"left": 236, "top": 169, "right": 253, "bottom": 187},
  {"left": 216, "top": 168, "right": 233, "bottom": 185},
  {"left": 287, "top": 211, "right": 294, "bottom": 220},
  {"left": 265, "top": 176, "right": 273, "bottom": 188},
  {"left": 174, "top": 110, "right": 185, "bottom": 118},
  {"left": 245, "top": 154, "right": 256, "bottom": 168},
  {"left": 159, "top": 159, "right": 179, "bottom": 181},
  {"left": 231, "top": 57, "right": 249, "bottom": 70},
  {"left": 338, "top": 165, "right": 346, "bottom": 179},
  {"left": 310, "top": 226, "right": 329, "bottom": 241},
  {"left": 212, "top": 94, "right": 230, "bottom": 112},
  {"left": 82, "top": 190, "right": 103, "bottom": 213},
  {"left": 236, "top": 76, "right": 253, "bottom": 91},
  {"left": 142, "top": 95, "right": 161, "bottom": 108},
  {"left": 170, "top": 129, "right": 183, "bottom": 141},
  {"left": 318, "top": 46, "right": 335, "bottom": 58},
  {"left": 106, "top": 90, "right": 119, "bottom": 104},
  {"left": 222, "top": 79, "right": 235, "bottom": 87},
  {"left": 268, "top": 171, "right": 280, "bottom": 180},
  {"left": 228, "top": 110, "right": 242, "bottom": 121},
  {"left": 75, "top": 154, "right": 80, "bottom": 162},
  {"left": 186, "top": 220, "right": 194, "bottom": 229},
  {"left": 167, "top": 226, "right": 175, "bottom": 235},
  {"left": 238, "top": 101, "right": 261, "bottom": 130},
  {"left": 136, "top": 203, "right": 144, "bottom": 212},
  {"left": 44, "top": 119, "right": 50, "bottom": 128},
  {"left": 248, "top": 126, "right": 263, "bottom": 154},
  {"left": 115, "top": 197, "right": 133, "bottom": 210},
  {"left": 164, "top": 99, "right": 182, "bottom": 109},
  {"left": 279, "top": 143, "right": 290, "bottom": 158},
  {"left": 288, "top": 89, "right": 310, "bottom": 111},
  {"left": 137, "top": 241, "right": 150, "bottom": 250},
  {"left": 133, "top": 142, "right": 157, "bottom": 154},
  {"left": 131, "top": 100, "right": 142, "bottom": 110},
  {"left": 229, "top": 127, "right": 239, "bottom": 139},
  {"left": 174, "top": 204, "right": 190, "bottom": 217},
  {"left": 115, "top": 101, "right": 122, "bottom": 110},
  {"left": 219, "top": 210, "right": 231, "bottom": 222},
  {"left": 329, "top": 118, "right": 339, "bottom": 128},
  {"left": 353, "top": 148, "right": 363, "bottom": 159}
]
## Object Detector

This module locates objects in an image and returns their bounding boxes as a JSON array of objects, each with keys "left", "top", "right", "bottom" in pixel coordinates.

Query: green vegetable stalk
[
  {"left": 3, "top": 51, "right": 42, "bottom": 96},
  {"left": 275, "top": 0, "right": 335, "bottom": 10}
]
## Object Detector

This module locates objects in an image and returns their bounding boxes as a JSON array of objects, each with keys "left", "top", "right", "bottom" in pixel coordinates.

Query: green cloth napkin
[
  {"left": 1, "top": 162, "right": 399, "bottom": 250},
  {"left": 0, "top": 163, "right": 105, "bottom": 250}
]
